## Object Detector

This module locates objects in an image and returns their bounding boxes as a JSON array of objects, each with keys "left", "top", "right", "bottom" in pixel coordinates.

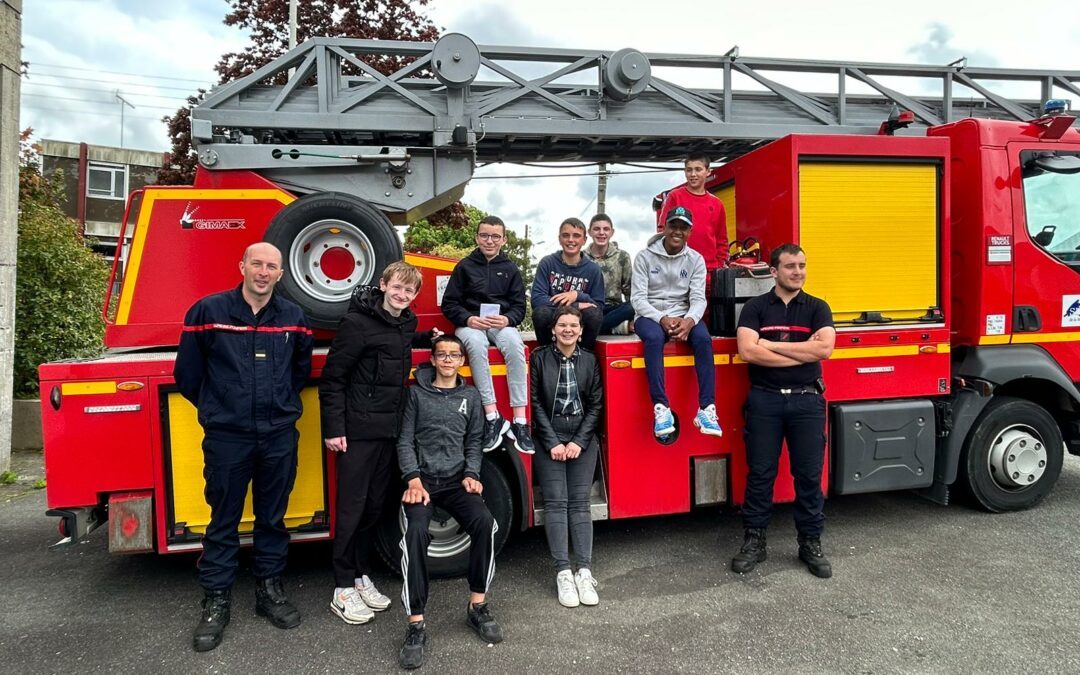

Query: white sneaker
[
  {"left": 653, "top": 404, "right": 676, "bottom": 436},
  {"left": 575, "top": 568, "right": 599, "bottom": 606},
  {"left": 556, "top": 570, "right": 579, "bottom": 608},
  {"left": 356, "top": 575, "right": 392, "bottom": 611},
  {"left": 330, "top": 587, "right": 374, "bottom": 625},
  {"left": 693, "top": 404, "right": 723, "bottom": 437},
  {"left": 612, "top": 320, "right": 630, "bottom": 335}
]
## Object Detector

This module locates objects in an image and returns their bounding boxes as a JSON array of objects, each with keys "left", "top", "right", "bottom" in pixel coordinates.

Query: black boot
[
  {"left": 731, "top": 528, "right": 768, "bottom": 574},
  {"left": 255, "top": 576, "right": 301, "bottom": 629},
  {"left": 193, "top": 589, "right": 231, "bottom": 652},
  {"left": 798, "top": 536, "right": 833, "bottom": 579}
]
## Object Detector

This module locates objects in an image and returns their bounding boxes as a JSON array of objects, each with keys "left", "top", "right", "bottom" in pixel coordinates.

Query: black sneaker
[
  {"left": 798, "top": 536, "right": 833, "bottom": 579},
  {"left": 730, "top": 528, "right": 768, "bottom": 574},
  {"left": 192, "top": 589, "right": 231, "bottom": 652},
  {"left": 255, "top": 576, "right": 301, "bottom": 629},
  {"left": 482, "top": 416, "right": 510, "bottom": 452},
  {"left": 507, "top": 422, "right": 535, "bottom": 454},
  {"left": 398, "top": 621, "right": 427, "bottom": 670},
  {"left": 466, "top": 601, "right": 504, "bottom": 644}
]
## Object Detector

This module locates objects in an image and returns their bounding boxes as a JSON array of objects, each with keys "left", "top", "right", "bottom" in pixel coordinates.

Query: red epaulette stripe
[
  {"left": 758, "top": 325, "right": 812, "bottom": 333},
  {"left": 183, "top": 323, "right": 313, "bottom": 335}
]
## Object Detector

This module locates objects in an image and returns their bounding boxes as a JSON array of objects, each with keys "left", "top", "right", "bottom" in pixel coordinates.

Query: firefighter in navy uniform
[
  {"left": 731, "top": 243, "right": 836, "bottom": 578},
  {"left": 174, "top": 242, "right": 314, "bottom": 652}
]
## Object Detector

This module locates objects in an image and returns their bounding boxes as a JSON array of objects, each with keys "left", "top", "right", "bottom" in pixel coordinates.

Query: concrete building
[{"left": 40, "top": 140, "right": 165, "bottom": 263}]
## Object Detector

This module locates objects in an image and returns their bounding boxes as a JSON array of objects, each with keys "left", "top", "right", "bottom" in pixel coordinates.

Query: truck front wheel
[
  {"left": 961, "top": 397, "right": 1064, "bottom": 512},
  {"left": 264, "top": 192, "right": 402, "bottom": 329},
  {"left": 374, "top": 457, "right": 515, "bottom": 578}
]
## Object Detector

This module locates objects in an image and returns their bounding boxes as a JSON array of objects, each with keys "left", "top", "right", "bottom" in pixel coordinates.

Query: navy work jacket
[{"left": 174, "top": 284, "right": 314, "bottom": 436}]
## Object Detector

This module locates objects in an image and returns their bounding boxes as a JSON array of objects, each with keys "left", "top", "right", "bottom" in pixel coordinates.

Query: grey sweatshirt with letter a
[
  {"left": 630, "top": 233, "right": 708, "bottom": 324},
  {"left": 397, "top": 362, "right": 484, "bottom": 482}
]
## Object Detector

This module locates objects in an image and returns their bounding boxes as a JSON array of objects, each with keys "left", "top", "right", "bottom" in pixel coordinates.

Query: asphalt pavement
[{"left": 2, "top": 449, "right": 1080, "bottom": 674}]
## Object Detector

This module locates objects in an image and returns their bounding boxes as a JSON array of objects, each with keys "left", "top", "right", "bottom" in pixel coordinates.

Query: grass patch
[
  {"left": 0, "top": 471, "right": 17, "bottom": 485},
  {"left": 33, "top": 479, "right": 46, "bottom": 490}
]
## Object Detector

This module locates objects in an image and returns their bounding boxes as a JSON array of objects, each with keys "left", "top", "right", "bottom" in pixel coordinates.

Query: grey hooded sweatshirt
[
  {"left": 630, "top": 232, "right": 708, "bottom": 324},
  {"left": 397, "top": 362, "right": 484, "bottom": 482}
]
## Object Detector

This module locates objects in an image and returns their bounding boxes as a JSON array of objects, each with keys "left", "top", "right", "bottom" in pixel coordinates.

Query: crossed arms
[{"left": 737, "top": 326, "right": 836, "bottom": 367}]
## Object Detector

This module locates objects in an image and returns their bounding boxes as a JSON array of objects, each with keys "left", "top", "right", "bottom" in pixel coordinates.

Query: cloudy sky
[{"left": 18, "top": 0, "right": 1080, "bottom": 258}]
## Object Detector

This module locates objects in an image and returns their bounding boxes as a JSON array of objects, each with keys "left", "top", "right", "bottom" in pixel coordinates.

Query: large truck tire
[
  {"left": 960, "top": 396, "right": 1064, "bottom": 512},
  {"left": 264, "top": 192, "right": 402, "bottom": 329},
  {"left": 374, "top": 457, "right": 514, "bottom": 579}
]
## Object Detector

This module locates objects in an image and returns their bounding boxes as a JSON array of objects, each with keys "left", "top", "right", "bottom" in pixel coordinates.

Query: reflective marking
[
  {"left": 62, "top": 381, "right": 117, "bottom": 396},
  {"left": 84, "top": 404, "right": 141, "bottom": 414},
  {"left": 828, "top": 343, "right": 950, "bottom": 360},
  {"left": 630, "top": 355, "right": 731, "bottom": 369},
  {"left": 404, "top": 253, "right": 457, "bottom": 272}
]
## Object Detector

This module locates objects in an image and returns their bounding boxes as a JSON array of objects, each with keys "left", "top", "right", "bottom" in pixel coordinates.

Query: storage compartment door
[
  {"left": 832, "top": 399, "right": 935, "bottom": 494},
  {"left": 799, "top": 162, "right": 940, "bottom": 324},
  {"left": 162, "top": 387, "right": 328, "bottom": 542}
]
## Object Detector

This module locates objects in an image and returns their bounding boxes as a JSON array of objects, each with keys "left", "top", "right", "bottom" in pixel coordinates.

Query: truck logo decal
[
  {"left": 1064, "top": 296, "right": 1080, "bottom": 327},
  {"left": 180, "top": 203, "right": 246, "bottom": 231}
]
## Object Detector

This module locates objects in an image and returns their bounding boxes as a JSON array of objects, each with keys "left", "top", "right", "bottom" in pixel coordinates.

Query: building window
[{"left": 87, "top": 162, "right": 128, "bottom": 200}]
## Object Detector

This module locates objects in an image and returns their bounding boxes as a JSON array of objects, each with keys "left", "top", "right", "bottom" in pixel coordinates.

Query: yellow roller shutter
[
  {"left": 713, "top": 183, "right": 737, "bottom": 246},
  {"left": 799, "top": 162, "right": 939, "bottom": 323}
]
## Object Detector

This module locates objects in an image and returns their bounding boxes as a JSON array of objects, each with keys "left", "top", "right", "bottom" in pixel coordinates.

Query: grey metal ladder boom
[{"left": 190, "top": 34, "right": 1080, "bottom": 221}]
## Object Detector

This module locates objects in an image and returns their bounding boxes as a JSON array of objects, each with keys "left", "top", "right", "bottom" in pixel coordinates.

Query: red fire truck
[{"left": 38, "top": 35, "right": 1080, "bottom": 576}]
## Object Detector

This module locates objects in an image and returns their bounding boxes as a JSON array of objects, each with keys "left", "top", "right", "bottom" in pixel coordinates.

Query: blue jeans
[
  {"left": 741, "top": 388, "right": 827, "bottom": 537},
  {"left": 600, "top": 301, "right": 634, "bottom": 333},
  {"left": 533, "top": 415, "right": 598, "bottom": 571},
  {"left": 635, "top": 317, "right": 715, "bottom": 408}
]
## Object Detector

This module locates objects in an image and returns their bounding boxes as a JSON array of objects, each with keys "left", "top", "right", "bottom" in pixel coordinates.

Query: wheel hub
[
  {"left": 987, "top": 424, "right": 1048, "bottom": 489},
  {"left": 397, "top": 509, "right": 471, "bottom": 559},
  {"left": 288, "top": 219, "right": 376, "bottom": 303}
]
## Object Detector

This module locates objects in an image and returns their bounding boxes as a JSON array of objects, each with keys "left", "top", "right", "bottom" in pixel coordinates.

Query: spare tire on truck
[{"left": 264, "top": 192, "right": 402, "bottom": 329}]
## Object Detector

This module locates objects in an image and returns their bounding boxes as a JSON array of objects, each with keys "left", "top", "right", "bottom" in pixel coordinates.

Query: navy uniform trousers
[
  {"left": 199, "top": 427, "right": 299, "bottom": 591},
  {"left": 741, "top": 388, "right": 827, "bottom": 538}
]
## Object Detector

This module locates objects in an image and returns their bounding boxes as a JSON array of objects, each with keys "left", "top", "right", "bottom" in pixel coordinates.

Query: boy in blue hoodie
[
  {"left": 396, "top": 335, "right": 503, "bottom": 669},
  {"left": 532, "top": 217, "right": 605, "bottom": 349}
]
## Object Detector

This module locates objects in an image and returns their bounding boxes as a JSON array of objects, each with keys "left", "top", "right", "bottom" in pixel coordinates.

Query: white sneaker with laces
[
  {"left": 330, "top": 587, "right": 374, "bottom": 624},
  {"left": 556, "top": 570, "right": 579, "bottom": 608},
  {"left": 575, "top": 568, "right": 599, "bottom": 606},
  {"left": 693, "top": 404, "right": 723, "bottom": 437},
  {"left": 356, "top": 575, "right": 392, "bottom": 611}
]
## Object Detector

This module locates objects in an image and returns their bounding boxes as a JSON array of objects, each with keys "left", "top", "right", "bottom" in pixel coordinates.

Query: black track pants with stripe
[{"left": 399, "top": 478, "right": 497, "bottom": 616}]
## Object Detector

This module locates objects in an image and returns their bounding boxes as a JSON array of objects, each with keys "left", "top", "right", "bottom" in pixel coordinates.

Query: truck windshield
[{"left": 1023, "top": 153, "right": 1080, "bottom": 265}]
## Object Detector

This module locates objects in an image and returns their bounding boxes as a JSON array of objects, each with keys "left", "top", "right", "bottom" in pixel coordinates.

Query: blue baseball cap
[{"left": 666, "top": 206, "right": 693, "bottom": 227}]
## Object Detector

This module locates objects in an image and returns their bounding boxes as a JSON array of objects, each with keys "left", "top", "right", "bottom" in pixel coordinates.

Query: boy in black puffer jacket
[
  {"left": 319, "top": 261, "right": 426, "bottom": 626},
  {"left": 395, "top": 335, "right": 502, "bottom": 670}
]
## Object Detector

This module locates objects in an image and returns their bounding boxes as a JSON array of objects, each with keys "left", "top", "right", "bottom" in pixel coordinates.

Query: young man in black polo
[{"left": 731, "top": 243, "right": 836, "bottom": 578}]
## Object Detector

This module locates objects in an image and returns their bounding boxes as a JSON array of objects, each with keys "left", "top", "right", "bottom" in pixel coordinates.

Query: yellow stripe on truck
[{"left": 61, "top": 381, "right": 117, "bottom": 395}]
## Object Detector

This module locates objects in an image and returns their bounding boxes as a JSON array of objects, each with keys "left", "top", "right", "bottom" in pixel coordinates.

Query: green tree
[
  {"left": 404, "top": 204, "right": 534, "bottom": 289},
  {"left": 15, "top": 131, "right": 109, "bottom": 397}
]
